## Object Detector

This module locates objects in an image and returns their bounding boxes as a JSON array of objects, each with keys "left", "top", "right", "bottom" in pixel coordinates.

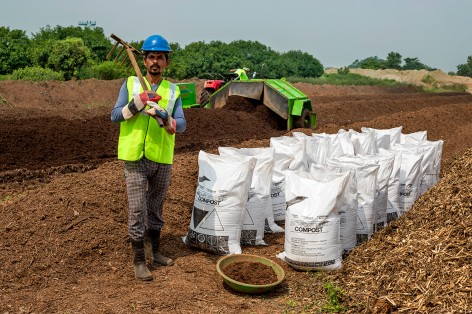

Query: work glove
[
  {"left": 163, "top": 116, "right": 177, "bottom": 135},
  {"left": 122, "top": 91, "right": 162, "bottom": 120},
  {"left": 145, "top": 102, "right": 176, "bottom": 134},
  {"left": 146, "top": 101, "right": 169, "bottom": 127}
]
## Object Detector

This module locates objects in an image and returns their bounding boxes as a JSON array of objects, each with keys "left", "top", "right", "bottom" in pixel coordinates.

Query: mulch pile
[{"left": 330, "top": 148, "right": 472, "bottom": 313}]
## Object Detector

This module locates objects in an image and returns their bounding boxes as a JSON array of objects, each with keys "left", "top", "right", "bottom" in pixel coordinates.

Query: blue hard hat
[{"left": 141, "top": 34, "right": 172, "bottom": 52}]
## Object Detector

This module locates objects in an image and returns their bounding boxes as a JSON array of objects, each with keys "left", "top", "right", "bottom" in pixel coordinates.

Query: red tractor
[{"left": 199, "top": 68, "right": 249, "bottom": 105}]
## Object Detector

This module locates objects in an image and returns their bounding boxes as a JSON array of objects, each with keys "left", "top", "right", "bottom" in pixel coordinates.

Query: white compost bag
[
  {"left": 423, "top": 139, "right": 443, "bottom": 187},
  {"left": 389, "top": 145, "right": 423, "bottom": 214},
  {"left": 307, "top": 135, "right": 331, "bottom": 166},
  {"left": 334, "top": 131, "right": 356, "bottom": 157},
  {"left": 335, "top": 154, "right": 394, "bottom": 232},
  {"left": 309, "top": 164, "right": 358, "bottom": 254},
  {"left": 270, "top": 136, "right": 307, "bottom": 170},
  {"left": 399, "top": 137, "right": 444, "bottom": 192},
  {"left": 312, "top": 132, "right": 355, "bottom": 158},
  {"left": 271, "top": 152, "right": 294, "bottom": 222},
  {"left": 379, "top": 148, "right": 402, "bottom": 223},
  {"left": 293, "top": 132, "right": 331, "bottom": 166},
  {"left": 400, "top": 130, "right": 427, "bottom": 143},
  {"left": 405, "top": 143, "right": 435, "bottom": 196},
  {"left": 219, "top": 147, "right": 283, "bottom": 242},
  {"left": 327, "top": 158, "right": 379, "bottom": 245},
  {"left": 361, "top": 126, "right": 403, "bottom": 147},
  {"left": 276, "top": 169, "right": 349, "bottom": 271},
  {"left": 347, "top": 129, "right": 378, "bottom": 155},
  {"left": 182, "top": 151, "right": 255, "bottom": 255}
]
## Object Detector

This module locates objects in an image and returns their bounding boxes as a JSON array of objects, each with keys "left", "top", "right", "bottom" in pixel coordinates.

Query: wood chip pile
[{"left": 330, "top": 148, "right": 472, "bottom": 313}]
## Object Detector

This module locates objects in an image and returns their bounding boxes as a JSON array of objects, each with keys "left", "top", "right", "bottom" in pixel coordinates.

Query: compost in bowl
[{"left": 216, "top": 254, "right": 285, "bottom": 294}]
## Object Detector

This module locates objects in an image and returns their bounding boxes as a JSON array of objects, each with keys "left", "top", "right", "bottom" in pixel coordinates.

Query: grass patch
[
  {"left": 420, "top": 74, "right": 468, "bottom": 92},
  {"left": 322, "top": 282, "right": 347, "bottom": 312},
  {"left": 281, "top": 271, "right": 349, "bottom": 313},
  {"left": 287, "top": 73, "right": 405, "bottom": 87},
  {"left": 2, "top": 194, "right": 12, "bottom": 203},
  {"left": 422, "top": 83, "right": 468, "bottom": 93}
]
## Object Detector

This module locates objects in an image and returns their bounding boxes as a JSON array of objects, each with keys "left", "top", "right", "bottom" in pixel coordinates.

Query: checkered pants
[{"left": 124, "top": 158, "right": 172, "bottom": 241}]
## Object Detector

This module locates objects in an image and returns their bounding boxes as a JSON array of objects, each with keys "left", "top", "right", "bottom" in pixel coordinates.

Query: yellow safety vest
[
  {"left": 235, "top": 69, "right": 248, "bottom": 80},
  {"left": 117, "top": 77, "right": 180, "bottom": 164}
]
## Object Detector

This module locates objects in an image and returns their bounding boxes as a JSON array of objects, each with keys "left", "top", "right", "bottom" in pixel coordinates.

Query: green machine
[
  {"left": 176, "top": 82, "right": 199, "bottom": 108},
  {"left": 176, "top": 78, "right": 316, "bottom": 130},
  {"left": 208, "top": 79, "right": 316, "bottom": 130}
]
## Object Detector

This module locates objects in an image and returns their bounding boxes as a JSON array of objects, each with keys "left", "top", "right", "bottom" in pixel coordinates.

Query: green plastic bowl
[{"left": 216, "top": 254, "right": 285, "bottom": 294}]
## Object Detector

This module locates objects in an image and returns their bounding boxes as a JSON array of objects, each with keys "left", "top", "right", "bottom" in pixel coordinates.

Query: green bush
[
  {"left": 47, "top": 37, "right": 90, "bottom": 80},
  {"left": 421, "top": 74, "right": 436, "bottom": 85},
  {"left": 322, "top": 282, "right": 347, "bottom": 312},
  {"left": 75, "top": 65, "right": 94, "bottom": 80},
  {"left": 82, "top": 61, "right": 128, "bottom": 80},
  {"left": 337, "top": 67, "right": 350, "bottom": 75},
  {"left": 457, "top": 55, "right": 472, "bottom": 78},
  {"left": 5, "top": 66, "right": 64, "bottom": 81}
]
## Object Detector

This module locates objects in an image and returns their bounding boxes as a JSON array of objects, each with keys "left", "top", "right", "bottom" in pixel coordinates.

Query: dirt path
[{"left": 0, "top": 79, "right": 471, "bottom": 313}]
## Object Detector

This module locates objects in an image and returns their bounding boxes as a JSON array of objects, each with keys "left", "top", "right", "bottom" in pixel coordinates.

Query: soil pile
[
  {"left": 222, "top": 262, "right": 278, "bottom": 285},
  {"left": 0, "top": 79, "right": 471, "bottom": 313}
]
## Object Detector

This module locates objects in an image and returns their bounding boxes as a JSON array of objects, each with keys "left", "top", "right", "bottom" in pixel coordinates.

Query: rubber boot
[
  {"left": 143, "top": 231, "right": 153, "bottom": 262},
  {"left": 148, "top": 229, "right": 174, "bottom": 266},
  {"left": 131, "top": 239, "right": 153, "bottom": 281}
]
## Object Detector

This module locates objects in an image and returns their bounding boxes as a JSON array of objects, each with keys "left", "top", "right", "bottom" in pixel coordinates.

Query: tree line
[
  {"left": 1, "top": 25, "right": 471, "bottom": 81},
  {"left": 349, "top": 52, "right": 435, "bottom": 71}
]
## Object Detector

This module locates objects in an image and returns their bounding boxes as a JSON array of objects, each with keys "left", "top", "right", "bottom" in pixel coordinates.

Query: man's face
[{"left": 144, "top": 52, "right": 170, "bottom": 76}]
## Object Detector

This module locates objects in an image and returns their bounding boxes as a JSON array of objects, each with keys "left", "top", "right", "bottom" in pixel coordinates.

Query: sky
[{"left": 1, "top": 0, "right": 471, "bottom": 73}]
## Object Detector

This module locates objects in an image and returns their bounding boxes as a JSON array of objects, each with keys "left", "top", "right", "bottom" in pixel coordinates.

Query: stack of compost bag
[{"left": 183, "top": 126, "right": 443, "bottom": 271}]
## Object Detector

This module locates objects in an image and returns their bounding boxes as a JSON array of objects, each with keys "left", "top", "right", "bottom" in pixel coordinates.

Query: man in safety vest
[
  {"left": 111, "top": 34, "right": 186, "bottom": 281},
  {"left": 230, "top": 68, "right": 250, "bottom": 81}
]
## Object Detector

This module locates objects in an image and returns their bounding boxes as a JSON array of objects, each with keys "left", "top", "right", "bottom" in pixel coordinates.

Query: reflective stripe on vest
[
  {"left": 128, "top": 77, "right": 178, "bottom": 114},
  {"left": 117, "top": 77, "right": 180, "bottom": 164}
]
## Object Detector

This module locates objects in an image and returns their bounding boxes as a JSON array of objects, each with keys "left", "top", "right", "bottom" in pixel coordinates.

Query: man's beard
[{"left": 149, "top": 66, "right": 161, "bottom": 75}]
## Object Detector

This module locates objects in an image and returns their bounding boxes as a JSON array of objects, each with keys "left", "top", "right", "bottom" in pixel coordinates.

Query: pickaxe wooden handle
[{"left": 107, "top": 34, "right": 148, "bottom": 91}]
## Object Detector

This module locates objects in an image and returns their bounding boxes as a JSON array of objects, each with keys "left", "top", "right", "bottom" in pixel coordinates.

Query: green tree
[
  {"left": 280, "top": 50, "right": 324, "bottom": 78},
  {"left": 348, "top": 56, "right": 385, "bottom": 69},
  {"left": 167, "top": 40, "right": 323, "bottom": 79},
  {"left": 0, "top": 27, "right": 31, "bottom": 74},
  {"left": 456, "top": 55, "right": 472, "bottom": 77},
  {"left": 31, "top": 25, "right": 112, "bottom": 62},
  {"left": 46, "top": 37, "right": 90, "bottom": 80},
  {"left": 362, "top": 56, "right": 386, "bottom": 69},
  {"left": 385, "top": 51, "right": 402, "bottom": 69},
  {"left": 402, "top": 57, "right": 433, "bottom": 70},
  {"left": 171, "top": 40, "right": 217, "bottom": 79},
  {"left": 30, "top": 39, "right": 55, "bottom": 68},
  {"left": 348, "top": 59, "right": 361, "bottom": 68},
  {"left": 1, "top": 24, "right": 327, "bottom": 81},
  {"left": 223, "top": 40, "right": 281, "bottom": 77}
]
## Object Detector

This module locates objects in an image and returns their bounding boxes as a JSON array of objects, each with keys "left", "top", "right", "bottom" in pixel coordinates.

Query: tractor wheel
[
  {"left": 294, "top": 108, "right": 312, "bottom": 128},
  {"left": 199, "top": 89, "right": 213, "bottom": 107}
]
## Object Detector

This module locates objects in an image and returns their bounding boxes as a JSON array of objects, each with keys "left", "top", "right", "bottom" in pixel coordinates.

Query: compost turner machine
[
  {"left": 178, "top": 76, "right": 316, "bottom": 130},
  {"left": 209, "top": 78, "right": 315, "bottom": 130}
]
